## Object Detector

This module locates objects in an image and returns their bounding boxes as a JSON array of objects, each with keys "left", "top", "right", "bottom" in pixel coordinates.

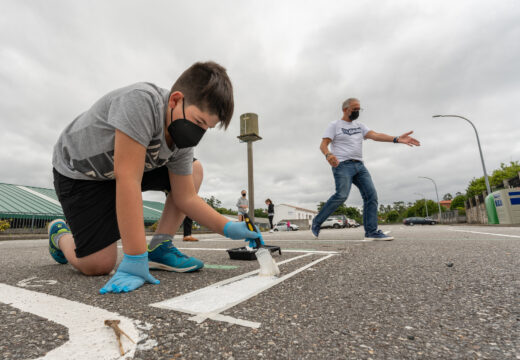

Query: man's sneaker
[
  {"left": 364, "top": 230, "right": 394, "bottom": 241},
  {"left": 311, "top": 221, "right": 320, "bottom": 239},
  {"left": 47, "top": 219, "right": 70, "bottom": 264},
  {"left": 183, "top": 235, "right": 199, "bottom": 242},
  {"left": 148, "top": 240, "right": 204, "bottom": 272}
]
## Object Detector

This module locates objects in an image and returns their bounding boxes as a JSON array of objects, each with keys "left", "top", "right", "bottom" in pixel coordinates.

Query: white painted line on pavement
[
  {"left": 150, "top": 253, "right": 335, "bottom": 328},
  {"left": 0, "top": 283, "right": 153, "bottom": 359},
  {"left": 17, "top": 186, "right": 62, "bottom": 207},
  {"left": 448, "top": 228, "right": 520, "bottom": 239},
  {"left": 117, "top": 245, "right": 339, "bottom": 255}
]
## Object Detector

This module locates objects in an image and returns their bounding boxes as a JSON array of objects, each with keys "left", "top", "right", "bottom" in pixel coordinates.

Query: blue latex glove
[
  {"left": 223, "top": 221, "right": 261, "bottom": 240},
  {"left": 99, "top": 252, "right": 159, "bottom": 294},
  {"left": 247, "top": 232, "right": 265, "bottom": 248}
]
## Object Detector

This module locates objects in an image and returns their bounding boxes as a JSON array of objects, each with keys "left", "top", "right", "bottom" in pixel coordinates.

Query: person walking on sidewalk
[{"left": 311, "top": 98, "right": 420, "bottom": 240}]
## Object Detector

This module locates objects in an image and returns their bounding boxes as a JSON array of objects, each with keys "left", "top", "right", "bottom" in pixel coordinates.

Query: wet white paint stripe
[
  {"left": 448, "top": 228, "right": 520, "bottom": 239},
  {"left": 0, "top": 283, "right": 140, "bottom": 359},
  {"left": 17, "top": 186, "right": 62, "bottom": 207},
  {"left": 117, "top": 245, "right": 339, "bottom": 255},
  {"left": 176, "top": 247, "right": 339, "bottom": 255},
  {"left": 151, "top": 253, "right": 334, "bottom": 328}
]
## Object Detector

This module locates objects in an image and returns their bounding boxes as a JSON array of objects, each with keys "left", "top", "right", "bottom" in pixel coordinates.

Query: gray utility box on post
[{"left": 492, "top": 188, "right": 520, "bottom": 224}]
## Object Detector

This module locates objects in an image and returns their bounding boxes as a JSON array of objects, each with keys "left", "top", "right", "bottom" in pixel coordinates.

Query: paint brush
[{"left": 243, "top": 213, "right": 280, "bottom": 277}]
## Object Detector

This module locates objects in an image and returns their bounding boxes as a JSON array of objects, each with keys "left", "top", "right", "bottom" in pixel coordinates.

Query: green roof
[{"left": 0, "top": 182, "right": 164, "bottom": 223}]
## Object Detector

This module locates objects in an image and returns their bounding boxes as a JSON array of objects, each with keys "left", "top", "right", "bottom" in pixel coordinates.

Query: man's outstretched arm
[{"left": 365, "top": 130, "right": 420, "bottom": 147}]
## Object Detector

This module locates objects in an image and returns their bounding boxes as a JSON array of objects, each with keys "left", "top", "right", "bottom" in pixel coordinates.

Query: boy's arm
[
  {"left": 100, "top": 130, "right": 159, "bottom": 294},
  {"left": 170, "top": 172, "right": 229, "bottom": 234},
  {"left": 113, "top": 130, "right": 147, "bottom": 255}
]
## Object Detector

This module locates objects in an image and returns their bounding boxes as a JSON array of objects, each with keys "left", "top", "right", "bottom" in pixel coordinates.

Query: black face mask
[
  {"left": 167, "top": 99, "right": 206, "bottom": 149},
  {"left": 242, "top": 194, "right": 246, "bottom": 197},
  {"left": 349, "top": 110, "right": 360, "bottom": 121}
]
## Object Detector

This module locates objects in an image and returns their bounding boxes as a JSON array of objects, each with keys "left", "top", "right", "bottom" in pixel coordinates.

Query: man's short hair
[
  {"left": 171, "top": 61, "right": 234, "bottom": 129},
  {"left": 342, "top": 98, "right": 359, "bottom": 110}
]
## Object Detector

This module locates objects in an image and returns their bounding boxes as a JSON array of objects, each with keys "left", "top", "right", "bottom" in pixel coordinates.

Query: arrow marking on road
[{"left": 0, "top": 283, "right": 152, "bottom": 359}]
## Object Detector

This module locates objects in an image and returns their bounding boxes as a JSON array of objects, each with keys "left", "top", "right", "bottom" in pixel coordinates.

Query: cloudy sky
[{"left": 1, "top": 0, "right": 519, "bottom": 213}]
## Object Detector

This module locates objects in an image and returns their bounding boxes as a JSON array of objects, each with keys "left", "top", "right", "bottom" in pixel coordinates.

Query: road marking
[
  {"left": 17, "top": 276, "right": 57, "bottom": 288},
  {"left": 0, "top": 283, "right": 150, "bottom": 359},
  {"left": 448, "top": 228, "right": 520, "bottom": 239},
  {"left": 116, "top": 245, "right": 339, "bottom": 255},
  {"left": 151, "top": 252, "right": 335, "bottom": 328}
]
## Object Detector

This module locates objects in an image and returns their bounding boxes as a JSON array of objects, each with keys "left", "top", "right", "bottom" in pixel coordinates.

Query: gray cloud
[{"left": 1, "top": 0, "right": 519, "bottom": 214}]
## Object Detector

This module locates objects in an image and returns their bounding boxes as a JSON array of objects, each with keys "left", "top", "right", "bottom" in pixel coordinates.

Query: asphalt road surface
[{"left": 1, "top": 224, "right": 519, "bottom": 359}]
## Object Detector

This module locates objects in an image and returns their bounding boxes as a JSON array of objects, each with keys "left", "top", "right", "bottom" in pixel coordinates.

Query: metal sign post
[{"left": 238, "top": 113, "right": 262, "bottom": 224}]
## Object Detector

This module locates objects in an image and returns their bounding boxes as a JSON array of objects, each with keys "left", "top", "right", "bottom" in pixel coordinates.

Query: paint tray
[{"left": 227, "top": 245, "right": 281, "bottom": 261}]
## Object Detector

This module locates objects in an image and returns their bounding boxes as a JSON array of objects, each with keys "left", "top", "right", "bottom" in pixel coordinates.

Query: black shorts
[{"left": 53, "top": 167, "right": 171, "bottom": 258}]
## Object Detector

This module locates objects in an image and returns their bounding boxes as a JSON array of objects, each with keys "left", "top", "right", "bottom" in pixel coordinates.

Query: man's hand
[
  {"left": 398, "top": 131, "right": 420, "bottom": 147},
  {"left": 326, "top": 153, "right": 340, "bottom": 167},
  {"left": 99, "top": 252, "right": 159, "bottom": 294}
]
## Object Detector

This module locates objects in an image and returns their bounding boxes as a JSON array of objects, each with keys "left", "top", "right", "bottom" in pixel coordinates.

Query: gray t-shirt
[
  {"left": 236, "top": 197, "right": 248, "bottom": 214},
  {"left": 52, "top": 82, "right": 193, "bottom": 180},
  {"left": 322, "top": 119, "right": 370, "bottom": 162}
]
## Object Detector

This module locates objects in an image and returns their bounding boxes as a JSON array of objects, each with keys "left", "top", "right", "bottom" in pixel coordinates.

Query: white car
[
  {"left": 320, "top": 217, "right": 344, "bottom": 229},
  {"left": 273, "top": 222, "right": 299, "bottom": 231}
]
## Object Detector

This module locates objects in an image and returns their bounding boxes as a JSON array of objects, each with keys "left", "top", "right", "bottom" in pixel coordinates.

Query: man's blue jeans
[{"left": 314, "top": 160, "right": 378, "bottom": 236}]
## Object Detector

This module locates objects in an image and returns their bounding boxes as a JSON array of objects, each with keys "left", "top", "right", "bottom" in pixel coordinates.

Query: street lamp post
[
  {"left": 238, "top": 113, "right": 262, "bottom": 224},
  {"left": 432, "top": 114, "right": 491, "bottom": 195},
  {"left": 418, "top": 176, "right": 442, "bottom": 222},
  {"left": 414, "top": 192, "right": 428, "bottom": 218}
]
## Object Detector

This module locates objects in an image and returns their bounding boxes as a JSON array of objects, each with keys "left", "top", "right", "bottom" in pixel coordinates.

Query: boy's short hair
[{"left": 171, "top": 61, "right": 234, "bottom": 129}]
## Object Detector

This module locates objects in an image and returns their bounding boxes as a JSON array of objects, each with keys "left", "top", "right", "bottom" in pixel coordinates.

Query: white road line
[
  {"left": 448, "top": 228, "right": 520, "bottom": 239},
  {"left": 0, "top": 283, "right": 146, "bottom": 359},
  {"left": 17, "top": 186, "right": 62, "bottom": 207},
  {"left": 117, "top": 245, "right": 339, "bottom": 255},
  {"left": 150, "top": 253, "right": 335, "bottom": 328}
]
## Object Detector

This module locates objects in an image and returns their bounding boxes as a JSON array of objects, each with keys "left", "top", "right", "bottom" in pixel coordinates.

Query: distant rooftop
[{"left": 0, "top": 182, "right": 164, "bottom": 223}]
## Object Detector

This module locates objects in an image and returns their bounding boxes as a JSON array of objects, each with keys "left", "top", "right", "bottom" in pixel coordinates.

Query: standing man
[
  {"left": 311, "top": 98, "right": 420, "bottom": 240},
  {"left": 237, "top": 190, "right": 249, "bottom": 221}
]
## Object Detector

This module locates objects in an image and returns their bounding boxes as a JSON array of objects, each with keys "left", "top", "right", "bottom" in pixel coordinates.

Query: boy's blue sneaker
[
  {"left": 47, "top": 219, "right": 70, "bottom": 264},
  {"left": 364, "top": 230, "right": 394, "bottom": 241},
  {"left": 148, "top": 240, "right": 204, "bottom": 272},
  {"left": 311, "top": 220, "right": 320, "bottom": 239}
]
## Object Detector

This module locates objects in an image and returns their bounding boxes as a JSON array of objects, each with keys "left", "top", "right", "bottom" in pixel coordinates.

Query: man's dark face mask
[
  {"left": 168, "top": 99, "right": 206, "bottom": 149},
  {"left": 349, "top": 110, "right": 360, "bottom": 121}
]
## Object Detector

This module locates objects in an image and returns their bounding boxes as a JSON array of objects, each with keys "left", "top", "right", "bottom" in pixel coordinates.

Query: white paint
[
  {"left": 151, "top": 253, "right": 334, "bottom": 328},
  {"left": 17, "top": 276, "right": 57, "bottom": 288},
  {"left": 117, "top": 245, "right": 339, "bottom": 255},
  {"left": 448, "top": 228, "right": 520, "bottom": 239},
  {"left": 0, "top": 283, "right": 145, "bottom": 359},
  {"left": 16, "top": 185, "right": 62, "bottom": 206}
]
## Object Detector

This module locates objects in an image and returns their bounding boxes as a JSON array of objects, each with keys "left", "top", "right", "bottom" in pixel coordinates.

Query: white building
[{"left": 273, "top": 204, "right": 318, "bottom": 225}]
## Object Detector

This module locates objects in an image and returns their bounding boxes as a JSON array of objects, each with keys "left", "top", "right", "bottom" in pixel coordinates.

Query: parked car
[
  {"left": 330, "top": 215, "right": 348, "bottom": 228},
  {"left": 403, "top": 217, "right": 437, "bottom": 225},
  {"left": 273, "top": 221, "right": 300, "bottom": 231},
  {"left": 320, "top": 217, "right": 344, "bottom": 229},
  {"left": 346, "top": 218, "right": 360, "bottom": 228}
]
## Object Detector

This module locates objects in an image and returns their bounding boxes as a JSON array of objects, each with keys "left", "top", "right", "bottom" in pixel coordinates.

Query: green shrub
[{"left": 0, "top": 219, "right": 11, "bottom": 232}]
